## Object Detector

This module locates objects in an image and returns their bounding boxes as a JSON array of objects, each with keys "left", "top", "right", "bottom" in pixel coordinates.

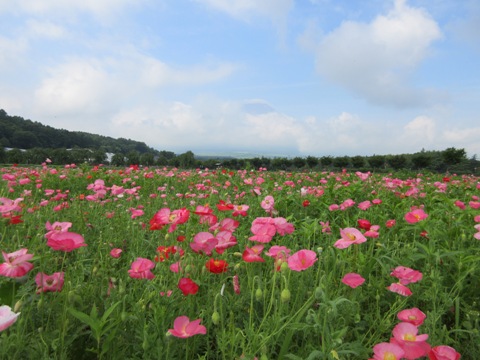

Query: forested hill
[{"left": 0, "top": 109, "right": 158, "bottom": 155}]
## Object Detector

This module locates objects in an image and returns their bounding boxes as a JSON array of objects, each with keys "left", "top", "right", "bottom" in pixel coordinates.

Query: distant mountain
[{"left": 0, "top": 109, "right": 159, "bottom": 155}]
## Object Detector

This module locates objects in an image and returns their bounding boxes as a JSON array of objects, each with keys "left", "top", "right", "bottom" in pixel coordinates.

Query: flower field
[{"left": 1, "top": 163, "right": 479, "bottom": 359}]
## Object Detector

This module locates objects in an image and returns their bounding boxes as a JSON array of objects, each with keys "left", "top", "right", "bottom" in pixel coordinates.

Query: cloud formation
[{"left": 312, "top": 0, "right": 443, "bottom": 107}]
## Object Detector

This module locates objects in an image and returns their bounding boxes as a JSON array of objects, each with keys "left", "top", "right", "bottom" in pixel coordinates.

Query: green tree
[
  {"left": 368, "top": 155, "right": 385, "bottom": 169},
  {"left": 6, "top": 148, "right": 25, "bottom": 164},
  {"left": 351, "top": 155, "right": 365, "bottom": 168},
  {"left": 292, "top": 157, "right": 306, "bottom": 169},
  {"left": 126, "top": 151, "right": 140, "bottom": 165},
  {"left": 442, "top": 147, "right": 467, "bottom": 167},
  {"left": 305, "top": 156, "right": 319, "bottom": 169},
  {"left": 140, "top": 153, "right": 155, "bottom": 166},
  {"left": 333, "top": 156, "right": 350, "bottom": 168},
  {"left": 388, "top": 154, "right": 407, "bottom": 170},
  {"left": 411, "top": 153, "right": 432, "bottom": 169},
  {"left": 320, "top": 156, "right": 333, "bottom": 167},
  {"left": 111, "top": 153, "right": 125, "bottom": 167}
]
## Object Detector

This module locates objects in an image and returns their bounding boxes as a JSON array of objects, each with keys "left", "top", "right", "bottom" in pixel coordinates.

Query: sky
[{"left": 1, "top": 0, "right": 479, "bottom": 158}]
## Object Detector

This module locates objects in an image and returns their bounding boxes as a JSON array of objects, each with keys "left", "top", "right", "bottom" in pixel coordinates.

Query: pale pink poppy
[
  {"left": 341, "top": 273, "right": 365, "bottom": 288},
  {"left": 273, "top": 217, "right": 295, "bottom": 235},
  {"left": 168, "top": 316, "right": 207, "bottom": 338},
  {"left": 35, "top": 272, "right": 64, "bottom": 293},
  {"left": 214, "top": 231, "right": 237, "bottom": 254},
  {"left": 261, "top": 195, "right": 275, "bottom": 213},
  {"left": 397, "top": 307, "right": 426, "bottom": 326},
  {"left": 287, "top": 250, "right": 317, "bottom": 271},
  {"left": 0, "top": 197, "right": 23, "bottom": 214},
  {"left": 329, "top": 204, "right": 339, "bottom": 211},
  {"left": 128, "top": 258, "right": 155, "bottom": 280},
  {"left": 372, "top": 342, "right": 404, "bottom": 360},
  {"left": 358, "top": 200, "right": 372, "bottom": 210},
  {"left": 249, "top": 221, "right": 276, "bottom": 243},
  {"left": 0, "top": 305, "right": 20, "bottom": 332},
  {"left": 391, "top": 322, "right": 430, "bottom": 359},
  {"left": 190, "top": 232, "right": 218, "bottom": 255},
  {"left": 334, "top": 228, "right": 367, "bottom": 249},
  {"left": 0, "top": 248, "right": 34, "bottom": 278}
]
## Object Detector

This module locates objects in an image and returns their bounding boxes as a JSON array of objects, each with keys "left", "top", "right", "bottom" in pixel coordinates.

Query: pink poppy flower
[
  {"left": 329, "top": 204, "right": 339, "bottom": 211},
  {"left": 0, "top": 305, "right": 20, "bottom": 332},
  {"left": 397, "top": 308, "right": 426, "bottom": 326},
  {"left": 249, "top": 219, "right": 276, "bottom": 243},
  {"left": 390, "top": 266, "right": 423, "bottom": 285},
  {"left": 45, "top": 221, "right": 73, "bottom": 238},
  {"left": 287, "top": 250, "right": 317, "bottom": 271},
  {"left": 357, "top": 219, "right": 371, "bottom": 230},
  {"left": 232, "top": 204, "right": 249, "bottom": 217},
  {"left": 428, "top": 345, "right": 461, "bottom": 360},
  {"left": 242, "top": 245, "right": 265, "bottom": 263},
  {"left": 46, "top": 232, "right": 87, "bottom": 252},
  {"left": 391, "top": 322, "right": 431, "bottom": 359},
  {"left": 387, "top": 283, "right": 412, "bottom": 297},
  {"left": 35, "top": 272, "right": 64, "bottom": 293},
  {"left": 334, "top": 228, "right": 367, "bottom": 249},
  {"left": 405, "top": 209, "right": 428, "bottom": 223},
  {"left": 190, "top": 232, "right": 218, "bottom": 255},
  {"left": 128, "top": 258, "right": 155, "bottom": 280},
  {"left": 110, "top": 248, "right": 123, "bottom": 258},
  {"left": 273, "top": 217, "right": 295, "bottom": 235},
  {"left": 214, "top": 231, "right": 237, "bottom": 254},
  {"left": 149, "top": 208, "right": 190, "bottom": 232},
  {"left": 372, "top": 342, "right": 405, "bottom": 360},
  {"left": 168, "top": 316, "right": 207, "bottom": 338},
  {"left": 261, "top": 195, "right": 275, "bottom": 213},
  {"left": 0, "top": 197, "right": 23, "bottom": 214},
  {"left": 233, "top": 274, "right": 240, "bottom": 294},
  {"left": 341, "top": 273, "right": 365, "bottom": 288},
  {"left": 358, "top": 200, "right": 372, "bottom": 210},
  {"left": 0, "top": 248, "right": 34, "bottom": 278}
]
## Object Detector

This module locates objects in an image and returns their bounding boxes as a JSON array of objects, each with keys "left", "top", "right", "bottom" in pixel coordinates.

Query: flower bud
[
  {"left": 281, "top": 288, "right": 291, "bottom": 303},
  {"left": 314, "top": 287, "right": 324, "bottom": 300},
  {"left": 212, "top": 311, "right": 220, "bottom": 325},
  {"left": 255, "top": 288, "right": 263, "bottom": 301}
]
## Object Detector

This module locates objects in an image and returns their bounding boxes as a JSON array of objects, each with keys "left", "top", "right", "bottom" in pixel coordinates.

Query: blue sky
[{"left": 1, "top": 0, "right": 479, "bottom": 157}]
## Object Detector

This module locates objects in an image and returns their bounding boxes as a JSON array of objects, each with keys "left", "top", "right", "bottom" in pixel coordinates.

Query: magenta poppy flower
[
  {"left": 128, "top": 258, "right": 155, "bottom": 280},
  {"left": 168, "top": 316, "right": 207, "bottom": 338},
  {"left": 390, "top": 266, "right": 423, "bottom": 285},
  {"left": 428, "top": 345, "right": 461, "bottom": 360},
  {"left": 0, "top": 305, "right": 20, "bottom": 332},
  {"left": 110, "top": 248, "right": 123, "bottom": 258},
  {"left": 35, "top": 272, "right": 65, "bottom": 293},
  {"left": 287, "top": 250, "right": 317, "bottom": 271},
  {"left": 334, "top": 228, "right": 367, "bottom": 249},
  {"left": 397, "top": 307, "right": 426, "bottom": 326},
  {"left": 387, "top": 283, "right": 412, "bottom": 297},
  {"left": 46, "top": 231, "right": 87, "bottom": 252},
  {"left": 341, "top": 273, "right": 365, "bottom": 288},
  {"left": 242, "top": 245, "right": 265, "bottom": 263},
  {"left": 405, "top": 209, "right": 428, "bottom": 223},
  {"left": 0, "top": 248, "right": 34, "bottom": 278}
]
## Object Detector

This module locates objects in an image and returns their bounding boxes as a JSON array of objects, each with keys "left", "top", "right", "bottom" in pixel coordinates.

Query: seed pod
[{"left": 281, "top": 288, "right": 291, "bottom": 303}]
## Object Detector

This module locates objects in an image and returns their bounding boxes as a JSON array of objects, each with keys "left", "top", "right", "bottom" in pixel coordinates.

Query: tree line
[{"left": 0, "top": 109, "right": 478, "bottom": 173}]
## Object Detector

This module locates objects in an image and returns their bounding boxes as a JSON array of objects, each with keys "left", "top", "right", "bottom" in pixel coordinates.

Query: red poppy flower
[
  {"left": 302, "top": 200, "right": 310, "bottom": 207},
  {"left": 178, "top": 278, "right": 199, "bottom": 295},
  {"left": 205, "top": 259, "right": 228, "bottom": 274}
]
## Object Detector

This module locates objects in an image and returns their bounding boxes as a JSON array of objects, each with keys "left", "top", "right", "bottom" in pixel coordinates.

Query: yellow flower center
[
  {"left": 347, "top": 233, "right": 356, "bottom": 241},
  {"left": 403, "top": 333, "right": 416, "bottom": 341},
  {"left": 384, "top": 352, "right": 397, "bottom": 360}
]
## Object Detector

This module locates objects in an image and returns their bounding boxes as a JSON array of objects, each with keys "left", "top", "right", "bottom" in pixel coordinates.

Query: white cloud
[
  {"left": 139, "top": 57, "right": 238, "bottom": 88},
  {"left": 26, "top": 19, "right": 67, "bottom": 39},
  {"left": 0, "top": 0, "right": 143, "bottom": 22},
  {"left": 313, "top": 0, "right": 442, "bottom": 107},
  {"left": 194, "top": 0, "right": 293, "bottom": 22},
  {"left": 0, "top": 35, "right": 28, "bottom": 69},
  {"left": 402, "top": 115, "right": 436, "bottom": 146}
]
